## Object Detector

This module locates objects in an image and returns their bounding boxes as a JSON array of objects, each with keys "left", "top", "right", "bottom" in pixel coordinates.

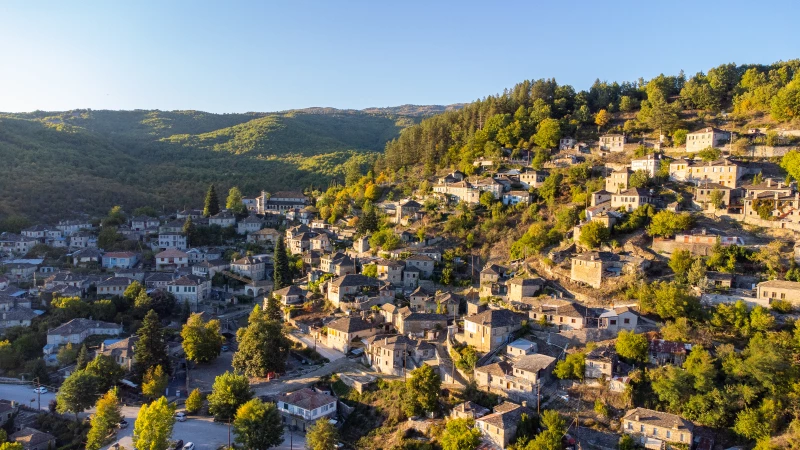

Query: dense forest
[
  {"left": 378, "top": 60, "right": 800, "bottom": 175},
  {"left": 0, "top": 108, "right": 416, "bottom": 221}
]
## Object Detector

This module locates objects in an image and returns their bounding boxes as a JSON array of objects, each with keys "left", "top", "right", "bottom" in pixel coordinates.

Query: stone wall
[{"left": 651, "top": 238, "right": 714, "bottom": 256}]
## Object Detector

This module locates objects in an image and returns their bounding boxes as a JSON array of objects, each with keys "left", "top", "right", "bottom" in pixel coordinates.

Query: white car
[
  {"left": 175, "top": 412, "right": 187, "bottom": 422},
  {"left": 33, "top": 387, "right": 48, "bottom": 394},
  {"left": 183, "top": 443, "right": 195, "bottom": 450}
]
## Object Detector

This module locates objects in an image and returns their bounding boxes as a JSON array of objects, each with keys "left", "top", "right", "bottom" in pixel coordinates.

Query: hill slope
[{"left": 0, "top": 108, "right": 413, "bottom": 221}]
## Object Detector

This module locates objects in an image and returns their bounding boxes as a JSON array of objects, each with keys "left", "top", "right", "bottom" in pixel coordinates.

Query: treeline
[{"left": 379, "top": 60, "right": 800, "bottom": 174}]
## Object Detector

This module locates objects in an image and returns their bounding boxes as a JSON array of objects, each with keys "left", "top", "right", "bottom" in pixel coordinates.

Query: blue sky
[{"left": 0, "top": 0, "right": 797, "bottom": 113}]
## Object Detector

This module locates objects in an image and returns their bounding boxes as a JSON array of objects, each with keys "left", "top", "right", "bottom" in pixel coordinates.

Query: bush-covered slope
[{"left": 0, "top": 108, "right": 406, "bottom": 221}]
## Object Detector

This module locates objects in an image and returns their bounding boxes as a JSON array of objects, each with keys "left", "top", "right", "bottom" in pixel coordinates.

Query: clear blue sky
[{"left": 1, "top": 0, "right": 797, "bottom": 113}]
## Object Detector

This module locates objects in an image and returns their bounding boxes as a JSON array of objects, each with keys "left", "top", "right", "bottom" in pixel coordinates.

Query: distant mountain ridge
[{"left": 0, "top": 105, "right": 444, "bottom": 221}]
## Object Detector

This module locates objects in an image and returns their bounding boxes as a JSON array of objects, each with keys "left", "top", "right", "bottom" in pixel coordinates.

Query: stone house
[
  {"left": 10, "top": 427, "right": 57, "bottom": 450},
  {"left": 395, "top": 200, "right": 422, "bottom": 224},
  {"left": 208, "top": 211, "right": 236, "bottom": 227},
  {"left": 685, "top": 127, "right": 730, "bottom": 153},
  {"left": 621, "top": 408, "right": 694, "bottom": 448},
  {"left": 271, "top": 285, "right": 307, "bottom": 306},
  {"left": 461, "top": 309, "right": 523, "bottom": 353},
  {"left": 451, "top": 401, "right": 489, "bottom": 420},
  {"left": 519, "top": 170, "right": 548, "bottom": 189},
  {"left": 611, "top": 188, "right": 657, "bottom": 212},
  {"left": 598, "top": 307, "right": 639, "bottom": 331},
  {"left": 276, "top": 388, "right": 337, "bottom": 432},
  {"left": 570, "top": 251, "right": 647, "bottom": 288},
  {"left": 130, "top": 216, "right": 160, "bottom": 232},
  {"left": 376, "top": 259, "right": 405, "bottom": 285},
  {"left": 96, "top": 276, "right": 133, "bottom": 296},
  {"left": 247, "top": 227, "right": 280, "bottom": 244},
  {"left": 326, "top": 317, "right": 378, "bottom": 353},
  {"left": 599, "top": 134, "right": 625, "bottom": 152},
  {"left": 167, "top": 274, "right": 210, "bottom": 307},
  {"left": 757, "top": 279, "right": 800, "bottom": 306},
  {"left": 364, "top": 334, "right": 436, "bottom": 376},
  {"left": 237, "top": 216, "right": 264, "bottom": 235},
  {"left": 605, "top": 168, "right": 632, "bottom": 193},
  {"left": 396, "top": 312, "right": 447, "bottom": 335},
  {"left": 506, "top": 338, "right": 536, "bottom": 358},
  {"left": 230, "top": 256, "right": 266, "bottom": 281},
  {"left": 405, "top": 254, "right": 434, "bottom": 278},
  {"left": 97, "top": 336, "right": 138, "bottom": 371},
  {"left": 46, "top": 318, "right": 122, "bottom": 350},
  {"left": 585, "top": 346, "right": 617, "bottom": 380},
  {"left": 529, "top": 301, "right": 591, "bottom": 330},
  {"left": 630, "top": 154, "right": 663, "bottom": 177},
  {"left": 507, "top": 277, "right": 545, "bottom": 301},
  {"left": 475, "top": 402, "right": 536, "bottom": 449}
]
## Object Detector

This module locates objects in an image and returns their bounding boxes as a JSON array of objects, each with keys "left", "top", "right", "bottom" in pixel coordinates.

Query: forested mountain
[
  {"left": 0, "top": 108, "right": 413, "bottom": 221},
  {"left": 378, "top": 60, "right": 800, "bottom": 175}
]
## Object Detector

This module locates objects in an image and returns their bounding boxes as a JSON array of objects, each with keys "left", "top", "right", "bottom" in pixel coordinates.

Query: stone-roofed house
[
  {"left": 130, "top": 216, "right": 160, "bottom": 232},
  {"left": 395, "top": 199, "right": 422, "bottom": 225},
  {"left": 326, "top": 317, "right": 378, "bottom": 353},
  {"left": 237, "top": 215, "right": 265, "bottom": 235},
  {"left": 480, "top": 264, "right": 508, "bottom": 284},
  {"left": 10, "top": 427, "right": 57, "bottom": 450},
  {"left": 271, "top": 285, "right": 307, "bottom": 306},
  {"left": 158, "top": 232, "right": 188, "bottom": 251},
  {"left": 404, "top": 254, "right": 434, "bottom": 278},
  {"left": 685, "top": 126, "right": 730, "bottom": 153},
  {"left": 0, "top": 305, "right": 37, "bottom": 330},
  {"left": 475, "top": 402, "right": 536, "bottom": 448},
  {"left": 230, "top": 256, "right": 267, "bottom": 281},
  {"left": 507, "top": 277, "right": 545, "bottom": 302},
  {"left": 71, "top": 247, "right": 103, "bottom": 266},
  {"left": 320, "top": 252, "right": 356, "bottom": 276},
  {"left": 757, "top": 279, "right": 800, "bottom": 306},
  {"left": 462, "top": 309, "right": 523, "bottom": 353},
  {"left": 97, "top": 276, "right": 134, "bottom": 296},
  {"left": 475, "top": 354, "right": 556, "bottom": 398},
  {"left": 621, "top": 407, "right": 694, "bottom": 448},
  {"left": 167, "top": 274, "right": 210, "bottom": 307},
  {"left": 276, "top": 387, "right": 337, "bottom": 431},
  {"left": 364, "top": 334, "right": 437, "bottom": 376},
  {"left": 611, "top": 188, "right": 657, "bottom": 212},
  {"left": 326, "top": 274, "right": 388, "bottom": 309},
  {"left": 46, "top": 318, "right": 122, "bottom": 352},
  {"left": 144, "top": 272, "right": 175, "bottom": 289},
  {"left": 191, "top": 259, "right": 229, "bottom": 279},
  {"left": 529, "top": 300, "right": 591, "bottom": 330},
  {"left": 98, "top": 336, "right": 138, "bottom": 370},
  {"left": 208, "top": 211, "right": 236, "bottom": 227},
  {"left": 247, "top": 227, "right": 280, "bottom": 244},
  {"left": 396, "top": 312, "right": 447, "bottom": 335},
  {"left": 376, "top": 259, "right": 405, "bottom": 285}
]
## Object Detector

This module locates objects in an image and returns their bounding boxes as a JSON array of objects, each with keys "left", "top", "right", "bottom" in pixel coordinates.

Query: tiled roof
[
  {"left": 276, "top": 388, "right": 335, "bottom": 411},
  {"left": 10, "top": 427, "right": 56, "bottom": 447},
  {"left": 156, "top": 249, "right": 189, "bottom": 259},
  {"left": 48, "top": 318, "right": 121, "bottom": 336}
]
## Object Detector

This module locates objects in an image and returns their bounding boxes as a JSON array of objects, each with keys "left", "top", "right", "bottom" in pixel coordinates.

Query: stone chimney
[
  {"left": 634, "top": 414, "right": 640, "bottom": 421},
  {"left": 767, "top": 178, "right": 773, "bottom": 187}
]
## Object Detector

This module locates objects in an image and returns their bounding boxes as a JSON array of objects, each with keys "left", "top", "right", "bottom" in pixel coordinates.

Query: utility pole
[
  {"left": 185, "top": 357, "right": 190, "bottom": 397},
  {"left": 35, "top": 377, "right": 40, "bottom": 410},
  {"left": 536, "top": 380, "right": 540, "bottom": 415}
]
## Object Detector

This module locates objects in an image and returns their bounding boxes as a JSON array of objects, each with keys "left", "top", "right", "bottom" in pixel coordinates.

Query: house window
[{"left": 623, "top": 318, "right": 630, "bottom": 324}]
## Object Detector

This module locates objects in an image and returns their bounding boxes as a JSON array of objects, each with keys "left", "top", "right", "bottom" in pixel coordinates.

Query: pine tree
[
  {"left": 134, "top": 310, "right": 170, "bottom": 378},
  {"left": 273, "top": 238, "right": 290, "bottom": 290},
  {"left": 75, "top": 344, "right": 90, "bottom": 370},
  {"left": 182, "top": 217, "right": 195, "bottom": 246},
  {"left": 203, "top": 184, "right": 220, "bottom": 217}
]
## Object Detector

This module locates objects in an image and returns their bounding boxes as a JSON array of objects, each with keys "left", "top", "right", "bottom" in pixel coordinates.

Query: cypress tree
[
  {"left": 203, "top": 184, "right": 220, "bottom": 217},
  {"left": 273, "top": 238, "right": 290, "bottom": 290}
]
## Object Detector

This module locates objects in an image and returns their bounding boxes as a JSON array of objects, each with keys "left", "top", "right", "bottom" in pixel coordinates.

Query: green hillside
[{"left": 0, "top": 109, "right": 410, "bottom": 222}]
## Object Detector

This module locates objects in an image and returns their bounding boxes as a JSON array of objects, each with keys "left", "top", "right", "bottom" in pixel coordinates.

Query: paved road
[
  {"left": 105, "top": 415, "right": 306, "bottom": 450},
  {"left": 0, "top": 383, "right": 56, "bottom": 411},
  {"left": 254, "top": 357, "right": 357, "bottom": 396}
]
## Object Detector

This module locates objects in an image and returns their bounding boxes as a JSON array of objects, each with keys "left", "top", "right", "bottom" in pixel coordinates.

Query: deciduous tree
[
  {"left": 57, "top": 370, "right": 100, "bottom": 421},
  {"left": 133, "top": 397, "right": 176, "bottom": 450},
  {"left": 306, "top": 418, "right": 339, "bottom": 450},
  {"left": 181, "top": 313, "right": 224, "bottom": 363},
  {"left": 233, "top": 398, "right": 284, "bottom": 450},
  {"left": 404, "top": 364, "right": 441, "bottom": 416},
  {"left": 142, "top": 365, "right": 168, "bottom": 400},
  {"left": 615, "top": 330, "right": 648, "bottom": 363},
  {"left": 233, "top": 306, "right": 290, "bottom": 377},
  {"left": 440, "top": 418, "right": 481, "bottom": 450},
  {"left": 208, "top": 371, "right": 253, "bottom": 421},
  {"left": 86, "top": 388, "right": 123, "bottom": 450}
]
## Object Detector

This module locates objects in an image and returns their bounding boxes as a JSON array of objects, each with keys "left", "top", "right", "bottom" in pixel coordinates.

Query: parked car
[
  {"left": 170, "top": 439, "right": 184, "bottom": 449},
  {"left": 221, "top": 345, "right": 229, "bottom": 352},
  {"left": 175, "top": 412, "right": 187, "bottom": 422},
  {"left": 33, "top": 387, "right": 48, "bottom": 394},
  {"left": 183, "top": 443, "right": 195, "bottom": 450},
  {"left": 118, "top": 419, "right": 129, "bottom": 429}
]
